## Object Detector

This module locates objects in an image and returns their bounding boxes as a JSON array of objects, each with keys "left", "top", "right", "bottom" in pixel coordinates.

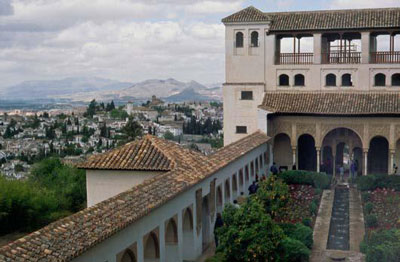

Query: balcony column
[
  {"left": 313, "top": 33, "right": 322, "bottom": 64},
  {"left": 361, "top": 31, "right": 371, "bottom": 64}
]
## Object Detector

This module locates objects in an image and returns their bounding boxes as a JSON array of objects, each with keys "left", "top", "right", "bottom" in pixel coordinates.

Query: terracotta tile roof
[
  {"left": 0, "top": 132, "right": 270, "bottom": 262},
  {"left": 77, "top": 135, "right": 174, "bottom": 171},
  {"left": 222, "top": 6, "right": 400, "bottom": 31},
  {"left": 259, "top": 91, "right": 400, "bottom": 115}
]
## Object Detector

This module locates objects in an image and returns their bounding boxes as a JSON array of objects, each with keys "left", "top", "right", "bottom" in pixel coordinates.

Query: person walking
[
  {"left": 339, "top": 165, "right": 344, "bottom": 182},
  {"left": 248, "top": 181, "right": 258, "bottom": 195},
  {"left": 214, "top": 213, "right": 224, "bottom": 247},
  {"left": 270, "top": 162, "right": 278, "bottom": 175},
  {"left": 350, "top": 161, "right": 356, "bottom": 183}
]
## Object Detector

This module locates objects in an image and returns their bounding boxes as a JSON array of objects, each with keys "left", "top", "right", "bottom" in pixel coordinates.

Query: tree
[
  {"left": 85, "top": 99, "right": 97, "bottom": 118},
  {"left": 106, "top": 100, "right": 116, "bottom": 111},
  {"left": 121, "top": 117, "right": 143, "bottom": 142},
  {"left": 163, "top": 131, "right": 174, "bottom": 141}
]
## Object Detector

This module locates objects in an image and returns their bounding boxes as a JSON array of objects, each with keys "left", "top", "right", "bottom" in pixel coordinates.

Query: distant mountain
[
  {"left": 0, "top": 77, "right": 132, "bottom": 100},
  {"left": 165, "top": 88, "right": 214, "bottom": 102},
  {"left": 1, "top": 77, "right": 222, "bottom": 102}
]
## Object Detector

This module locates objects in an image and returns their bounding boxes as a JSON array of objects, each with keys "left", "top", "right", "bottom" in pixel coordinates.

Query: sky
[{"left": 1, "top": 0, "right": 400, "bottom": 89}]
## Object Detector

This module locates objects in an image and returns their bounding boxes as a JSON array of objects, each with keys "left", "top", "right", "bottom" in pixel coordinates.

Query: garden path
[{"left": 310, "top": 179, "right": 365, "bottom": 262}]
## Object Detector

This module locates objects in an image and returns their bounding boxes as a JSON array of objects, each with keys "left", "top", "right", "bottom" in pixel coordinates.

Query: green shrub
[
  {"left": 280, "top": 237, "right": 310, "bottom": 262},
  {"left": 365, "top": 214, "right": 378, "bottom": 228},
  {"left": 310, "top": 201, "right": 318, "bottom": 216},
  {"left": 365, "top": 202, "right": 374, "bottom": 214},
  {"left": 302, "top": 217, "right": 312, "bottom": 228},
  {"left": 280, "top": 170, "right": 331, "bottom": 189},
  {"left": 205, "top": 252, "right": 226, "bottom": 262},
  {"left": 357, "top": 174, "right": 400, "bottom": 192},
  {"left": 280, "top": 223, "right": 313, "bottom": 249},
  {"left": 362, "top": 229, "right": 400, "bottom": 262}
]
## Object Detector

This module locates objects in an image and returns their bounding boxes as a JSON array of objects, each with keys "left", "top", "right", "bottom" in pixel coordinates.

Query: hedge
[
  {"left": 361, "top": 229, "right": 400, "bottom": 262},
  {"left": 279, "top": 170, "right": 331, "bottom": 189},
  {"left": 357, "top": 174, "right": 400, "bottom": 191}
]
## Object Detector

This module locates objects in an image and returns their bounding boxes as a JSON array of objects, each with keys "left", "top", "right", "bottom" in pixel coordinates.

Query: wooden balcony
[
  {"left": 277, "top": 53, "right": 314, "bottom": 65},
  {"left": 371, "top": 52, "right": 400, "bottom": 64},
  {"left": 322, "top": 51, "right": 361, "bottom": 64}
]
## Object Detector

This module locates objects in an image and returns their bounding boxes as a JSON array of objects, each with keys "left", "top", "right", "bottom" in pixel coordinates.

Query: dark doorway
[
  {"left": 368, "top": 136, "right": 389, "bottom": 174},
  {"left": 298, "top": 134, "right": 317, "bottom": 171}
]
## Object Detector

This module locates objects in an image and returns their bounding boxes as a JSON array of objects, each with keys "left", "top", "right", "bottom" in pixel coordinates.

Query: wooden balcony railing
[
  {"left": 322, "top": 51, "right": 361, "bottom": 64},
  {"left": 371, "top": 52, "right": 400, "bottom": 64},
  {"left": 277, "top": 53, "right": 314, "bottom": 65}
]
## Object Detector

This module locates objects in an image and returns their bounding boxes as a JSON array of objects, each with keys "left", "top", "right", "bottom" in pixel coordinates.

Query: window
[
  {"left": 392, "top": 73, "right": 400, "bottom": 86},
  {"left": 241, "top": 91, "right": 253, "bottom": 100},
  {"left": 235, "top": 32, "right": 244, "bottom": 48},
  {"left": 294, "top": 74, "right": 305, "bottom": 86},
  {"left": 375, "top": 73, "right": 386, "bottom": 86},
  {"left": 236, "top": 126, "right": 247, "bottom": 134},
  {"left": 251, "top": 31, "right": 259, "bottom": 47},
  {"left": 326, "top": 74, "right": 336, "bottom": 86},
  {"left": 279, "top": 74, "right": 289, "bottom": 86},
  {"left": 342, "top": 74, "right": 353, "bottom": 87}
]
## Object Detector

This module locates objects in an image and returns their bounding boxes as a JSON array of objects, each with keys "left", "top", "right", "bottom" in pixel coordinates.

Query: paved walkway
[{"left": 310, "top": 181, "right": 365, "bottom": 262}]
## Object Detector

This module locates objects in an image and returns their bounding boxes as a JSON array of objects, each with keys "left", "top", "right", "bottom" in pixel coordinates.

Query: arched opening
[
  {"left": 279, "top": 74, "right": 290, "bottom": 86},
  {"left": 259, "top": 155, "right": 263, "bottom": 168},
  {"left": 216, "top": 186, "right": 223, "bottom": 212},
  {"left": 326, "top": 74, "right": 336, "bottom": 86},
  {"left": 165, "top": 218, "right": 178, "bottom": 262},
  {"left": 368, "top": 136, "right": 389, "bottom": 174},
  {"left": 322, "top": 128, "right": 363, "bottom": 178},
  {"left": 202, "top": 196, "right": 210, "bottom": 251},
  {"left": 144, "top": 232, "right": 160, "bottom": 262},
  {"left": 239, "top": 169, "right": 244, "bottom": 188},
  {"left": 232, "top": 174, "right": 238, "bottom": 197},
  {"left": 395, "top": 140, "right": 400, "bottom": 175},
  {"left": 255, "top": 158, "right": 259, "bottom": 172},
  {"left": 250, "top": 161, "right": 255, "bottom": 177},
  {"left": 374, "top": 73, "right": 386, "bottom": 86},
  {"left": 298, "top": 134, "right": 317, "bottom": 171},
  {"left": 235, "top": 32, "right": 243, "bottom": 48},
  {"left": 341, "top": 73, "right": 353, "bottom": 86},
  {"left": 322, "top": 146, "right": 333, "bottom": 174},
  {"left": 273, "top": 133, "right": 292, "bottom": 171},
  {"left": 182, "top": 208, "right": 194, "bottom": 260},
  {"left": 121, "top": 249, "right": 136, "bottom": 262},
  {"left": 224, "top": 179, "right": 230, "bottom": 204},
  {"left": 294, "top": 74, "right": 305, "bottom": 86},
  {"left": 251, "top": 31, "right": 259, "bottom": 47},
  {"left": 353, "top": 147, "right": 363, "bottom": 177},
  {"left": 392, "top": 73, "right": 400, "bottom": 86}
]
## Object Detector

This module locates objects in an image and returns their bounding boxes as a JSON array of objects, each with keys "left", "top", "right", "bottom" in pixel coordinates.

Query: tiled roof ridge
[
  {"left": 0, "top": 132, "right": 270, "bottom": 261},
  {"left": 264, "top": 6, "right": 400, "bottom": 16},
  {"left": 145, "top": 134, "right": 177, "bottom": 169}
]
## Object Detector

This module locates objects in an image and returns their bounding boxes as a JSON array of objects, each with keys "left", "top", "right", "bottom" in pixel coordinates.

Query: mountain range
[{"left": 0, "top": 77, "right": 222, "bottom": 102}]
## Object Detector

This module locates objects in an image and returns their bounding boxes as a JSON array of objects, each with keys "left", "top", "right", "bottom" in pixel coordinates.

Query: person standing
[
  {"left": 350, "top": 161, "right": 356, "bottom": 183},
  {"left": 270, "top": 162, "right": 278, "bottom": 175},
  {"left": 214, "top": 213, "right": 224, "bottom": 247}
]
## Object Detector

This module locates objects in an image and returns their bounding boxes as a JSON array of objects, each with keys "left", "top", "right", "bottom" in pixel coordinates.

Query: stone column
[
  {"left": 363, "top": 149, "right": 369, "bottom": 176},
  {"left": 313, "top": 33, "right": 322, "bottom": 64},
  {"left": 316, "top": 147, "right": 321, "bottom": 173},
  {"left": 292, "top": 146, "right": 297, "bottom": 170},
  {"left": 390, "top": 150, "right": 395, "bottom": 175},
  {"left": 361, "top": 32, "right": 371, "bottom": 64}
]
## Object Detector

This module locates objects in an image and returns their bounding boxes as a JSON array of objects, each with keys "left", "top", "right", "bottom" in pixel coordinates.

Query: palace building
[
  {"left": 223, "top": 6, "right": 400, "bottom": 176},
  {"left": 1, "top": 6, "right": 400, "bottom": 262}
]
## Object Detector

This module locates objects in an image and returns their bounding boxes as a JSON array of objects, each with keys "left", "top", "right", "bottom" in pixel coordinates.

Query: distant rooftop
[{"left": 222, "top": 6, "right": 400, "bottom": 32}]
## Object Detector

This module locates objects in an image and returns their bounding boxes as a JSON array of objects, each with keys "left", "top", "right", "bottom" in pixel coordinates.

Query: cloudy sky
[{"left": 1, "top": 0, "right": 400, "bottom": 88}]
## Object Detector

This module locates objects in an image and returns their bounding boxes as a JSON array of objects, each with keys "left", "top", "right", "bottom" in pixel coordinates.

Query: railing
[
  {"left": 322, "top": 51, "right": 361, "bottom": 64},
  {"left": 277, "top": 53, "right": 314, "bottom": 65},
  {"left": 371, "top": 52, "right": 400, "bottom": 64}
]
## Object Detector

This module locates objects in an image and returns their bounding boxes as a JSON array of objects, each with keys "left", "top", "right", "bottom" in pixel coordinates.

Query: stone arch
[
  {"left": 232, "top": 174, "right": 238, "bottom": 197},
  {"left": 202, "top": 196, "right": 210, "bottom": 251},
  {"left": 326, "top": 73, "right": 337, "bottom": 87},
  {"left": 321, "top": 126, "right": 364, "bottom": 149},
  {"left": 165, "top": 218, "right": 178, "bottom": 262},
  {"left": 245, "top": 165, "right": 249, "bottom": 183},
  {"left": 144, "top": 232, "right": 160, "bottom": 262},
  {"left": 121, "top": 249, "right": 136, "bottom": 262},
  {"left": 255, "top": 158, "right": 259, "bottom": 172},
  {"left": 273, "top": 133, "right": 292, "bottom": 170},
  {"left": 224, "top": 179, "right": 230, "bottom": 204},
  {"left": 182, "top": 208, "right": 194, "bottom": 261},
  {"left": 368, "top": 136, "right": 389, "bottom": 174},
  {"left": 341, "top": 73, "right": 353, "bottom": 86},
  {"left": 298, "top": 134, "right": 317, "bottom": 171},
  {"left": 294, "top": 74, "right": 305, "bottom": 86},
  {"left": 216, "top": 186, "right": 223, "bottom": 212},
  {"left": 392, "top": 73, "right": 400, "bottom": 86}
]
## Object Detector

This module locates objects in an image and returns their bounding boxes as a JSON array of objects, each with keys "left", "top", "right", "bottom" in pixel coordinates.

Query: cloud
[
  {"left": 185, "top": 1, "right": 243, "bottom": 15},
  {"left": 0, "top": 0, "right": 13, "bottom": 16},
  {"left": 329, "top": 0, "right": 400, "bottom": 9}
]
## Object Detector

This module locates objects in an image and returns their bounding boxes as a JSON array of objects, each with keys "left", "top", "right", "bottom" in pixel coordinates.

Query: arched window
[
  {"left": 374, "top": 73, "right": 386, "bottom": 86},
  {"left": 279, "top": 74, "right": 289, "bottom": 86},
  {"left": 326, "top": 74, "right": 336, "bottom": 87},
  {"left": 251, "top": 31, "right": 259, "bottom": 47},
  {"left": 235, "top": 32, "right": 243, "bottom": 48},
  {"left": 165, "top": 219, "right": 178, "bottom": 244},
  {"left": 294, "top": 74, "right": 305, "bottom": 86},
  {"left": 144, "top": 232, "right": 160, "bottom": 261},
  {"left": 392, "top": 73, "right": 400, "bottom": 86},
  {"left": 121, "top": 250, "right": 136, "bottom": 262},
  {"left": 342, "top": 74, "right": 353, "bottom": 87}
]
